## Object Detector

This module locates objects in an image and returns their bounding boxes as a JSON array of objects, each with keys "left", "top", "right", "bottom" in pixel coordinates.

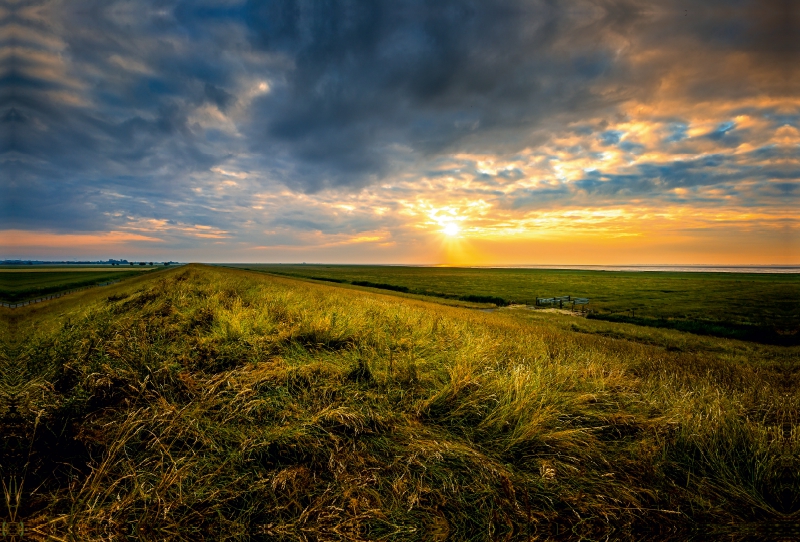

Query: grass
[
  {"left": 231, "top": 264, "right": 800, "bottom": 345},
  {"left": 1, "top": 264, "right": 798, "bottom": 540},
  {"left": 0, "top": 269, "right": 151, "bottom": 304}
]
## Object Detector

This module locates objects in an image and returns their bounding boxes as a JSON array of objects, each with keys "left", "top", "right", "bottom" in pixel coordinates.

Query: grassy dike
[{"left": 1, "top": 264, "right": 798, "bottom": 540}]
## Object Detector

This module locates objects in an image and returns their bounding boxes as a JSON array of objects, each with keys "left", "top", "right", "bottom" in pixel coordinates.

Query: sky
[{"left": 1, "top": 0, "right": 798, "bottom": 264}]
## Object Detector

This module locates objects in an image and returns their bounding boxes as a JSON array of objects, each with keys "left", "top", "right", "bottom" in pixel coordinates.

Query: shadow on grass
[{"left": 586, "top": 313, "right": 800, "bottom": 346}]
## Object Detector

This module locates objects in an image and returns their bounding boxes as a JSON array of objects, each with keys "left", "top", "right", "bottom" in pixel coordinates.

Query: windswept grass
[{"left": 1, "top": 265, "right": 797, "bottom": 540}]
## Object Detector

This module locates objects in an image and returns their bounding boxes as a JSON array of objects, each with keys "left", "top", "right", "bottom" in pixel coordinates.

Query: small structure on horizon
[{"left": 536, "top": 295, "right": 590, "bottom": 311}]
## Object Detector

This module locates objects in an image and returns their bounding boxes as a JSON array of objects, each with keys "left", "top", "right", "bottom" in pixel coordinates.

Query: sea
[{"left": 474, "top": 265, "right": 800, "bottom": 274}]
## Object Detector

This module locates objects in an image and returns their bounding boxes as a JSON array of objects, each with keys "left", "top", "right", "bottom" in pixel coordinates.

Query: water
[{"left": 475, "top": 265, "right": 800, "bottom": 274}]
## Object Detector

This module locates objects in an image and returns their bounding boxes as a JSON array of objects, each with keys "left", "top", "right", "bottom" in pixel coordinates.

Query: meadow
[
  {"left": 233, "top": 265, "right": 800, "bottom": 345},
  {"left": 0, "top": 268, "right": 152, "bottom": 304},
  {"left": 1, "top": 264, "right": 797, "bottom": 540}
]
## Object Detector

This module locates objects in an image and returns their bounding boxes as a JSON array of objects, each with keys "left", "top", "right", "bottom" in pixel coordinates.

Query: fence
[
  {"left": 1, "top": 280, "right": 121, "bottom": 309},
  {"left": 535, "top": 295, "right": 590, "bottom": 310}
]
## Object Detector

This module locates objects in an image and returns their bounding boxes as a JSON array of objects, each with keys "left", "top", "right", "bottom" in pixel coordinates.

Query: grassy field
[
  {"left": 232, "top": 265, "right": 800, "bottom": 345},
  {"left": 0, "top": 268, "right": 153, "bottom": 303},
  {"left": 1, "top": 264, "right": 797, "bottom": 540}
]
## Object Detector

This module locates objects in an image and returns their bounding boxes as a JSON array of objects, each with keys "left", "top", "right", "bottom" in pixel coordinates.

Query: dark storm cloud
[
  {"left": 0, "top": 0, "right": 797, "bottom": 241},
  {"left": 3, "top": 0, "right": 657, "bottom": 213},
  {"left": 241, "top": 0, "right": 649, "bottom": 190},
  {"left": 204, "top": 83, "right": 236, "bottom": 112},
  {"left": 1, "top": 0, "right": 243, "bottom": 231}
]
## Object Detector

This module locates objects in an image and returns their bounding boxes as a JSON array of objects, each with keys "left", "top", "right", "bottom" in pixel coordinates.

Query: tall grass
[{"left": 0, "top": 265, "right": 797, "bottom": 540}]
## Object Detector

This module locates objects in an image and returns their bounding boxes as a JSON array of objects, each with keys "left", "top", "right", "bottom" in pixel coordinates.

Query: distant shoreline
[
  {"left": 471, "top": 265, "right": 800, "bottom": 274},
  {"left": 221, "top": 263, "right": 800, "bottom": 273}
]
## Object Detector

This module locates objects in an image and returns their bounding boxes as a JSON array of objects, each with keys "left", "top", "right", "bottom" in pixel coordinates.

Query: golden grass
[{"left": 1, "top": 264, "right": 797, "bottom": 540}]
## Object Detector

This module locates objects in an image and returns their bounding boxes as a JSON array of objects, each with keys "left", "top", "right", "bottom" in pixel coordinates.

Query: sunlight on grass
[{"left": 0, "top": 264, "right": 797, "bottom": 539}]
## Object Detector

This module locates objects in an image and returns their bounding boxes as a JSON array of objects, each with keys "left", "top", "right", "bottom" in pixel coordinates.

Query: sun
[{"left": 442, "top": 222, "right": 461, "bottom": 236}]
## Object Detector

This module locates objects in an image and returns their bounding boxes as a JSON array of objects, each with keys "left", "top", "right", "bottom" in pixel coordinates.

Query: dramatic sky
[{"left": 2, "top": 0, "right": 798, "bottom": 264}]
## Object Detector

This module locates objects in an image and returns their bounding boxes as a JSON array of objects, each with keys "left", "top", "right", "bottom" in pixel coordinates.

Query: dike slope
[{"left": 1, "top": 264, "right": 797, "bottom": 540}]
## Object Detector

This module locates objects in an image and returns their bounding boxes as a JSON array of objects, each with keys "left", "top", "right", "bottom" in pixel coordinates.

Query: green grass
[
  {"left": 0, "top": 269, "right": 150, "bottom": 303},
  {"left": 1, "top": 264, "right": 797, "bottom": 540},
  {"left": 231, "top": 264, "right": 800, "bottom": 344}
]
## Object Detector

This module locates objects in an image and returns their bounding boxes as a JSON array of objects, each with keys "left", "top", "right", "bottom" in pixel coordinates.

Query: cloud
[
  {"left": 1, "top": 0, "right": 797, "bottom": 262},
  {"left": 599, "top": 131, "right": 624, "bottom": 146},
  {"left": 239, "top": 0, "right": 655, "bottom": 190},
  {"left": 0, "top": 229, "right": 162, "bottom": 249}
]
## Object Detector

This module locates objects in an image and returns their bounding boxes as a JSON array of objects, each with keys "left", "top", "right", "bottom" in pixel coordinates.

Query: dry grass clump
[{"left": 1, "top": 264, "right": 797, "bottom": 540}]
